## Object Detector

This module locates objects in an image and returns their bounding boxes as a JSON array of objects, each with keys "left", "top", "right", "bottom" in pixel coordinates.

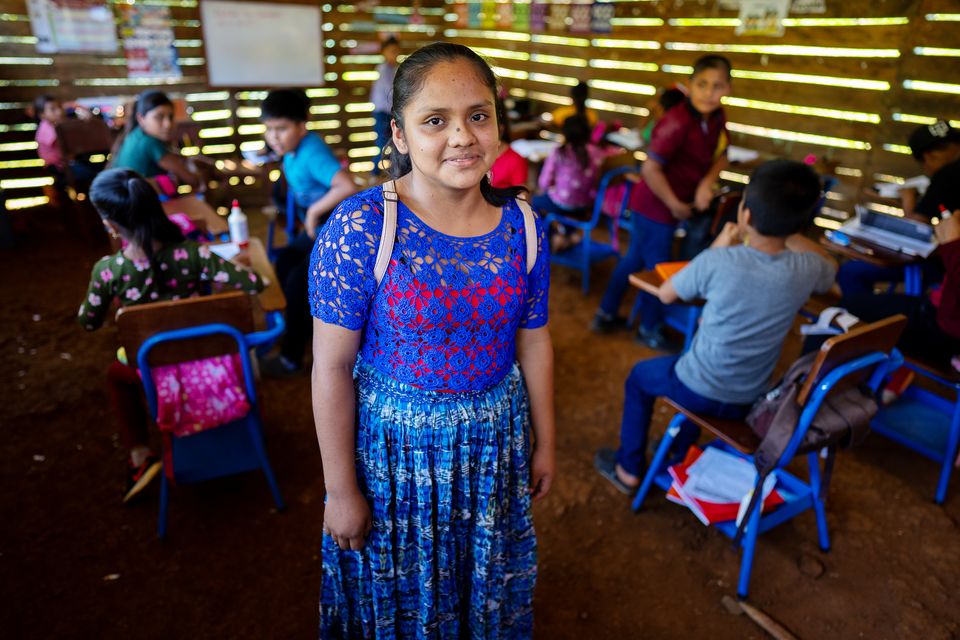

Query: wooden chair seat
[{"left": 662, "top": 397, "right": 760, "bottom": 454}]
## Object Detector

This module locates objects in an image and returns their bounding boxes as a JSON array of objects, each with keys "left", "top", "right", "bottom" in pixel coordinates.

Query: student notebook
[
  {"left": 654, "top": 261, "right": 689, "bottom": 281},
  {"left": 836, "top": 206, "right": 937, "bottom": 258}
]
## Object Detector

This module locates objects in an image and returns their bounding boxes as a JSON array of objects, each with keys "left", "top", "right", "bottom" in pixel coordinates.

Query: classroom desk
[
  {"left": 819, "top": 235, "right": 923, "bottom": 295},
  {"left": 162, "top": 195, "right": 228, "bottom": 236},
  {"left": 214, "top": 237, "right": 286, "bottom": 313}
]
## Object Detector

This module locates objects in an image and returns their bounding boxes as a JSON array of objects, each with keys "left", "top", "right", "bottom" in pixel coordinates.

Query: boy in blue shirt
[
  {"left": 260, "top": 89, "right": 357, "bottom": 376},
  {"left": 596, "top": 159, "right": 838, "bottom": 492}
]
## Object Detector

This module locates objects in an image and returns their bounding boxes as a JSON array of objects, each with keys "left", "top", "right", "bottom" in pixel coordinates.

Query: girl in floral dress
[
  {"left": 78, "top": 168, "right": 262, "bottom": 502},
  {"left": 310, "top": 43, "right": 555, "bottom": 638}
]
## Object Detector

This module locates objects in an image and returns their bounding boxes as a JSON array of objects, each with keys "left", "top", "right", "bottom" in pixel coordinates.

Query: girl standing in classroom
[
  {"left": 309, "top": 42, "right": 555, "bottom": 638},
  {"left": 78, "top": 168, "right": 263, "bottom": 502},
  {"left": 109, "top": 90, "right": 204, "bottom": 194}
]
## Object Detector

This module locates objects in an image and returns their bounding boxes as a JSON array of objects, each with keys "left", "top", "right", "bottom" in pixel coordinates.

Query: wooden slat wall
[
  {"left": 0, "top": 0, "right": 446, "bottom": 211},
  {"left": 2, "top": 0, "right": 958, "bottom": 224}
]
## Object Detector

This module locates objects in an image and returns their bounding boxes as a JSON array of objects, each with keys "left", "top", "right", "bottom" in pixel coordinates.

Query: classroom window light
[
  {"left": 0, "top": 124, "right": 35, "bottom": 133},
  {"left": 0, "top": 35, "right": 36, "bottom": 43},
  {"left": 340, "top": 55, "right": 384, "bottom": 64},
  {"left": 0, "top": 102, "right": 28, "bottom": 110},
  {"left": 325, "top": 72, "right": 339, "bottom": 82},
  {"left": 179, "top": 184, "right": 195, "bottom": 194},
  {"left": 310, "top": 104, "right": 341, "bottom": 115},
  {"left": 610, "top": 17, "right": 664, "bottom": 26},
  {"left": 590, "top": 79, "right": 657, "bottom": 95},
  {"left": 6, "top": 196, "right": 49, "bottom": 209},
  {"left": 350, "top": 161, "right": 375, "bottom": 173},
  {"left": 526, "top": 91, "right": 570, "bottom": 105},
  {"left": 836, "top": 166, "right": 863, "bottom": 177},
  {"left": 74, "top": 76, "right": 201, "bottom": 87},
  {"left": 531, "top": 35, "right": 591, "bottom": 47},
  {"left": 586, "top": 99, "right": 649, "bottom": 117},
  {"left": 726, "top": 122, "right": 871, "bottom": 150},
  {"left": 866, "top": 202, "right": 904, "bottom": 216},
  {"left": 590, "top": 59, "right": 658, "bottom": 72},
  {"left": 336, "top": 4, "right": 357, "bottom": 12},
  {"left": 342, "top": 71, "right": 378, "bottom": 82},
  {"left": 722, "top": 97, "right": 881, "bottom": 123},
  {"left": 0, "top": 56, "right": 53, "bottom": 64},
  {"left": 873, "top": 173, "right": 905, "bottom": 184},
  {"left": 634, "top": 151, "right": 648, "bottom": 161},
  {"left": 235, "top": 107, "right": 261, "bottom": 119},
  {"left": 347, "top": 117, "right": 376, "bottom": 128},
  {"left": 925, "top": 14, "right": 960, "bottom": 21},
  {"left": 345, "top": 102, "right": 375, "bottom": 113},
  {"left": 892, "top": 113, "right": 960, "bottom": 128},
  {"left": 0, "top": 13, "right": 29, "bottom": 21},
  {"left": 0, "top": 177, "right": 55, "bottom": 190},
  {"left": 322, "top": 22, "right": 334, "bottom": 31},
  {"left": 914, "top": 47, "right": 960, "bottom": 57},
  {"left": 445, "top": 29, "right": 530, "bottom": 42},
  {"left": 179, "top": 58, "right": 205, "bottom": 66},
  {"left": 825, "top": 192, "right": 844, "bottom": 201},
  {"left": 494, "top": 67, "right": 529, "bottom": 80},
  {"left": 813, "top": 216, "right": 843, "bottom": 230},
  {"left": 174, "top": 39, "right": 202, "bottom": 48},
  {"left": 667, "top": 42, "right": 899, "bottom": 58},
  {"left": 0, "top": 79, "right": 58, "bottom": 87},
  {"left": 0, "top": 159, "right": 44, "bottom": 169},
  {"left": 269, "top": 169, "right": 281, "bottom": 181},
  {"left": 669, "top": 18, "right": 739, "bottom": 26},
  {"left": 0, "top": 141, "right": 38, "bottom": 152},
  {"left": 508, "top": 88, "right": 530, "bottom": 99},
  {"left": 882, "top": 143, "right": 912, "bottom": 154},
  {"left": 661, "top": 64, "right": 694, "bottom": 75},
  {"left": 719, "top": 170, "right": 750, "bottom": 184},
  {"left": 348, "top": 146, "right": 379, "bottom": 158},
  {"left": 202, "top": 144, "right": 236, "bottom": 155},
  {"left": 529, "top": 72, "right": 577, "bottom": 86},
  {"left": 238, "top": 124, "right": 266, "bottom": 135},
  {"left": 233, "top": 91, "right": 268, "bottom": 100},
  {"left": 472, "top": 47, "right": 530, "bottom": 61},
  {"left": 191, "top": 109, "right": 231, "bottom": 121},
  {"left": 349, "top": 131, "right": 378, "bottom": 142},
  {"left": 170, "top": 19, "right": 200, "bottom": 27},
  {"left": 307, "top": 88, "right": 339, "bottom": 98},
  {"left": 307, "top": 121, "right": 341, "bottom": 130},
  {"left": 531, "top": 53, "right": 587, "bottom": 68},
  {"left": 198, "top": 127, "right": 234, "bottom": 139},
  {"left": 783, "top": 17, "right": 908, "bottom": 26},
  {"left": 180, "top": 146, "right": 200, "bottom": 156},
  {"left": 592, "top": 38, "right": 660, "bottom": 50},
  {"left": 730, "top": 69, "right": 889, "bottom": 91},
  {"left": 324, "top": 135, "right": 343, "bottom": 145},
  {"left": 107, "top": 0, "right": 197, "bottom": 6},
  {"left": 240, "top": 140, "right": 265, "bottom": 151},
  {"left": 89, "top": 154, "right": 107, "bottom": 163}
]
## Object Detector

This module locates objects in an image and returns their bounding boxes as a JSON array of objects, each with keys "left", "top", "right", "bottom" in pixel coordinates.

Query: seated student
[
  {"left": 532, "top": 114, "right": 604, "bottom": 250},
  {"left": 595, "top": 159, "right": 838, "bottom": 492},
  {"left": 489, "top": 102, "right": 529, "bottom": 189},
  {"left": 258, "top": 89, "right": 357, "bottom": 376},
  {"left": 78, "top": 168, "right": 263, "bottom": 502},
  {"left": 33, "top": 95, "right": 98, "bottom": 192},
  {"left": 109, "top": 90, "right": 204, "bottom": 194},
  {"left": 640, "top": 86, "right": 686, "bottom": 146},
  {"left": 371, "top": 36, "right": 400, "bottom": 176},
  {"left": 592, "top": 55, "right": 732, "bottom": 349},
  {"left": 838, "top": 120, "right": 960, "bottom": 297},
  {"left": 550, "top": 81, "right": 599, "bottom": 128}
]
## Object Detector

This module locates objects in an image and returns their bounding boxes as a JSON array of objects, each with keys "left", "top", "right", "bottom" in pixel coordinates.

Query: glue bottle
[{"left": 228, "top": 199, "right": 249, "bottom": 248}]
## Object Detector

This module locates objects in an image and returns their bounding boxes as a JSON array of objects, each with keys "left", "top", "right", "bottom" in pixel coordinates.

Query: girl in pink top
[{"left": 34, "top": 95, "right": 65, "bottom": 171}]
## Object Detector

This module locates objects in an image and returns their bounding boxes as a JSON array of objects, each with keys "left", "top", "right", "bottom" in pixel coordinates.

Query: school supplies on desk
[
  {"left": 510, "top": 138, "right": 561, "bottom": 162},
  {"left": 605, "top": 128, "right": 644, "bottom": 151},
  {"left": 654, "top": 260, "right": 689, "bottom": 281},
  {"left": 835, "top": 206, "right": 937, "bottom": 258},
  {"left": 875, "top": 174, "right": 930, "bottom": 199}
]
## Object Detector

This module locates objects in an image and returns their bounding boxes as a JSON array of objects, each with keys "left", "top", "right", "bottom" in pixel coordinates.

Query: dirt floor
[{"left": 3, "top": 204, "right": 960, "bottom": 640}]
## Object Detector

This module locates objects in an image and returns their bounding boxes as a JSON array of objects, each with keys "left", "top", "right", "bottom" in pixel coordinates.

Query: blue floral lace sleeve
[
  {"left": 308, "top": 189, "right": 385, "bottom": 330},
  {"left": 519, "top": 211, "right": 549, "bottom": 329}
]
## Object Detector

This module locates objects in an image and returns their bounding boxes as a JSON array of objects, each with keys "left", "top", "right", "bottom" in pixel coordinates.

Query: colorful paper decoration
[
  {"left": 590, "top": 2, "right": 614, "bottom": 33},
  {"left": 547, "top": 2, "right": 570, "bottom": 31},
  {"left": 569, "top": 2, "right": 592, "bottom": 33},
  {"left": 530, "top": 2, "right": 548, "bottom": 32}
]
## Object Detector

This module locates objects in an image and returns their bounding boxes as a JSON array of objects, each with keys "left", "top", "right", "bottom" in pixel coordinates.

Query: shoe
[
  {"left": 635, "top": 326, "right": 670, "bottom": 351},
  {"left": 259, "top": 354, "right": 303, "bottom": 378},
  {"left": 881, "top": 367, "right": 915, "bottom": 405},
  {"left": 594, "top": 448, "right": 640, "bottom": 495},
  {"left": 124, "top": 454, "right": 162, "bottom": 503},
  {"left": 590, "top": 312, "right": 627, "bottom": 334}
]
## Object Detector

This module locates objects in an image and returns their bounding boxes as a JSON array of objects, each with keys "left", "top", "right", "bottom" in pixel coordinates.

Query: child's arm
[
  {"left": 516, "top": 326, "right": 556, "bottom": 501},
  {"left": 694, "top": 155, "right": 729, "bottom": 212},
  {"left": 537, "top": 149, "right": 557, "bottom": 193},
  {"left": 158, "top": 153, "right": 202, "bottom": 189},
  {"left": 641, "top": 157, "right": 691, "bottom": 220},
  {"left": 311, "top": 320, "right": 372, "bottom": 550},
  {"left": 77, "top": 259, "right": 113, "bottom": 331},
  {"left": 305, "top": 169, "right": 357, "bottom": 238},
  {"left": 658, "top": 278, "right": 680, "bottom": 304},
  {"left": 785, "top": 232, "right": 838, "bottom": 271}
]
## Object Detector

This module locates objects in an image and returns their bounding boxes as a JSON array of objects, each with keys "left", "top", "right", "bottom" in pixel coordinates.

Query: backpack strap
[
  {"left": 516, "top": 195, "right": 538, "bottom": 274},
  {"left": 374, "top": 180, "right": 398, "bottom": 286}
]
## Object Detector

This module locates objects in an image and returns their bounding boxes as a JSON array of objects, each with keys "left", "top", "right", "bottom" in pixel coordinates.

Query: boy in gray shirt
[{"left": 596, "top": 159, "right": 838, "bottom": 493}]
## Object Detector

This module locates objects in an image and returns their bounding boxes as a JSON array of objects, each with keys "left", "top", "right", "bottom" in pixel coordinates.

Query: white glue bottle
[{"left": 228, "top": 198, "right": 249, "bottom": 248}]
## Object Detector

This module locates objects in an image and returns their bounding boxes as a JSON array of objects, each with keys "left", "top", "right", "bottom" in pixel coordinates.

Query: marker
[{"left": 939, "top": 204, "right": 952, "bottom": 220}]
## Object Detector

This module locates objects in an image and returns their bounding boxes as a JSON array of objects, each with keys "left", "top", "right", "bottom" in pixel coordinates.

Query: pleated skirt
[{"left": 320, "top": 361, "right": 537, "bottom": 639}]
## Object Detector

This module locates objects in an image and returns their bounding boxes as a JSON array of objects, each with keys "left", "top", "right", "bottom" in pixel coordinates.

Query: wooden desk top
[
  {"left": 162, "top": 195, "right": 228, "bottom": 236},
  {"left": 213, "top": 237, "right": 286, "bottom": 313},
  {"left": 819, "top": 235, "right": 917, "bottom": 268}
]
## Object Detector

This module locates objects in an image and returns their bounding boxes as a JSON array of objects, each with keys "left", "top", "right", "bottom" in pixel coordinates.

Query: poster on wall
[
  {"left": 512, "top": 3, "right": 530, "bottom": 31},
  {"left": 27, "top": 0, "right": 118, "bottom": 53},
  {"left": 497, "top": 3, "right": 514, "bottom": 29},
  {"left": 453, "top": 3, "right": 469, "bottom": 28},
  {"left": 530, "top": 2, "right": 548, "bottom": 32},
  {"left": 467, "top": 1, "right": 482, "bottom": 28},
  {"left": 591, "top": 2, "right": 614, "bottom": 33},
  {"left": 119, "top": 4, "right": 181, "bottom": 79},
  {"left": 790, "top": 0, "right": 826, "bottom": 13},
  {"left": 547, "top": 2, "right": 570, "bottom": 31},
  {"left": 569, "top": 2, "right": 592, "bottom": 34},
  {"left": 480, "top": 1, "right": 497, "bottom": 28},
  {"left": 736, "top": 0, "right": 790, "bottom": 36}
]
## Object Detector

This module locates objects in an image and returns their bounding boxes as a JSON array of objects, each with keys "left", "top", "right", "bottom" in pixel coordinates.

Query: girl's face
[
  {"left": 41, "top": 101, "right": 64, "bottom": 125},
  {"left": 392, "top": 60, "right": 499, "bottom": 194},
  {"left": 137, "top": 104, "right": 174, "bottom": 142}
]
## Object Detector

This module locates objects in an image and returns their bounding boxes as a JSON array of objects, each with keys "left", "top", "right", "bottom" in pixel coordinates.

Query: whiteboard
[{"left": 200, "top": 0, "right": 324, "bottom": 87}]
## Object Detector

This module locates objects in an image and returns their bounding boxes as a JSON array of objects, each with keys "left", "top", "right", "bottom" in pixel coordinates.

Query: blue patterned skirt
[{"left": 320, "top": 361, "right": 537, "bottom": 639}]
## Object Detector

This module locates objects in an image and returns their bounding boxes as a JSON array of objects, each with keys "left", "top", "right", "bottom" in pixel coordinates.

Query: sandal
[{"left": 594, "top": 447, "right": 639, "bottom": 495}]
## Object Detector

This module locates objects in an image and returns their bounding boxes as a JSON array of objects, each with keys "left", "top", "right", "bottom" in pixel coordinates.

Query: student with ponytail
[
  {"left": 78, "top": 168, "right": 263, "bottom": 502},
  {"left": 110, "top": 90, "right": 204, "bottom": 192}
]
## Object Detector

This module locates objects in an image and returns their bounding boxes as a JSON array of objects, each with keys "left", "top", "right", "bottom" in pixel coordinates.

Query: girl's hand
[
  {"left": 529, "top": 444, "right": 555, "bottom": 502},
  {"left": 323, "top": 488, "right": 372, "bottom": 550},
  {"left": 935, "top": 212, "right": 960, "bottom": 244},
  {"left": 711, "top": 221, "right": 742, "bottom": 248},
  {"left": 669, "top": 201, "right": 693, "bottom": 221}
]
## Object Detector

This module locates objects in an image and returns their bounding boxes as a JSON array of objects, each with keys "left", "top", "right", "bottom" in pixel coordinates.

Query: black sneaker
[
  {"left": 590, "top": 312, "right": 627, "bottom": 334},
  {"left": 124, "top": 454, "right": 162, "bottom": 503},
  {"left": 635, "top": 326, "right": 671, "bottom": 351}
]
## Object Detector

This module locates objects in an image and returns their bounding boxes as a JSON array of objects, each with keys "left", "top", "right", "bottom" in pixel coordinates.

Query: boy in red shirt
[{"left": 593, "top": 55, "right": 732, "bottom": 349}]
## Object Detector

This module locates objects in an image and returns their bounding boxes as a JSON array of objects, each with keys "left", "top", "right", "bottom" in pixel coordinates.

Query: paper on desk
[
  {"left": 209, "top": 242, "right": 241, "bottom": 261},
  {"left": 681, "top": 446, "right": 764, "bottom": 504},
  {"left": 606, "top": 129, "right": 644, "bottom": 151},
  {"left": 510, "top": 139, "right": 561, "bottom": 162},
  {"left": 875, "top": 175, "right": 930, "bottom": 199},
  {"left": 727, "top": 145, "right": 759, "bottom": 163},
  {"left": 241, "top": 149, "right": 279, "bottom": 165}
]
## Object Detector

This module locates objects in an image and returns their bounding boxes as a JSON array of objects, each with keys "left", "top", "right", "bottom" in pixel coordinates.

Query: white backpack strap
[
  {"left": 374, "top": 180, "right": 398, "bottom": 286},
  {"left": 516, "top": 196, "right": 538, "bottom": 274}
]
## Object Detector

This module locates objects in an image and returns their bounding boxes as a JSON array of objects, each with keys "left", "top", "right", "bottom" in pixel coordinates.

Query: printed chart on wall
[
  {"left": 26, "top": 0, "right": 118, "bottom": 53},
  {"left": 119, "top": 4, "right": 181, "bottom": 80}
]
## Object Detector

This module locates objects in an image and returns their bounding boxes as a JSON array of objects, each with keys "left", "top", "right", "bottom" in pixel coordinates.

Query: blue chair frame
[
  {"left": 871, "top": 360, "right": 960, "bottom": 504},
  {"left": 137, "top": 320, "right": 286, "bottom": 539},
  {"left": 267, "top": 188, "right": 298, "bottom": 262},
  {"left": 632, "top": 325, "right": 901, "bottom": 598},
  {"left": 545, "top": 165, "right": 636, "bottom": 294}
]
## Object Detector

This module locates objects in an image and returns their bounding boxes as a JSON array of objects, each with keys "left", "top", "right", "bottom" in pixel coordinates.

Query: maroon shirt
[
  {"left": 629, "top": 101, "right": 728, "bottom": 225},
  {"left": 936, "top": 239, "right": 960, "bottom": 338}
]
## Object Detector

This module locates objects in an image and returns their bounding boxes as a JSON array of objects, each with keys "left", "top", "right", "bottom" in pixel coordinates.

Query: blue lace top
[{"left": 309, "top": 185, "right": 550, "bottom": 392}]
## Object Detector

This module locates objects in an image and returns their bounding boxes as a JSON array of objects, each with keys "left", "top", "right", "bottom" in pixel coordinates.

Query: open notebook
[{"left": 833, "top": 206, "right": 937, "bottom": 258}]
